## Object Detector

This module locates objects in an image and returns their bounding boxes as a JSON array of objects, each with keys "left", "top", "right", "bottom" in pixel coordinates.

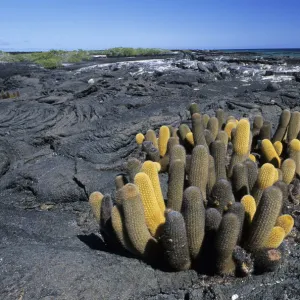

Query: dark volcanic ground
[{"left": 1, "top": 51, "right": 300, "bottom": 300}]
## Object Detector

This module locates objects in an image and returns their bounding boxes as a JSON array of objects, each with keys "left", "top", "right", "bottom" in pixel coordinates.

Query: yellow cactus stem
[
  {"left": 258, "top": 163, "right": 276, "bottom": 189},
  {"left": 141, "top": 161, "right": 166, "bottom": 213},
  {"left": 273, "top": 141, "right": 283, "bottom": 156},
  {"left": 275, "top": 214, "right": 294, "bottom": 237},
  {"left": 281, "top": 158, "right": 296, "bottom": 185},
  {"left": 224, "top": 121, "right": 237, "bottom": 141},
  {"left": 241, "top": 195, "right": 256, "bottom": 222},
  {"left": 158, "top": 125, "right": 170, "bottom": 157},
  {"left": 186, "top": 132, "right": 194, "bottom": 146},
  {"left": 136, "top": 133, "right": 145, "bottom": 145},
  {"left": 252, "top": 163, "right": 276, "bottom": 204},
  {"left": 88, "top": 191, "right": 104, "bottom": 223},
  {"left": 134, "top": 172, "right": 165, "bottom": 237},
  {"left": 249, "top": 154, "right": 256, "bottom": 162},
  {"left": 261, "top": 139, "right": 281, "bottom": 168},
  {"left": 265, "top": 226, "right": 285, "bottom": 249},
  {"left": 234, "top": 119, "right": 251, "bottom": 155},
  {"left": 154, "top": 162, "right": 161, "bottom": 172}
]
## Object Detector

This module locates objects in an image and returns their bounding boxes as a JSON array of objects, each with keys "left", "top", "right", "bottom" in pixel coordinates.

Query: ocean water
[{"left": 222, "top": 48, "right": 300, "bottom": 58}]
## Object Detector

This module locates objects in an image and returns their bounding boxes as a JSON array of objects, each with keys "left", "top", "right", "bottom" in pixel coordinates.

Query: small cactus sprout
[
  {"left": 136, "top": 133, "right": 145, "bottom": 145},
  {"left": 275, "top": 214, "right": 294, "bottom": 237},
  {"left": 89, "top": 191, "right": 104, "bottom": 223}
]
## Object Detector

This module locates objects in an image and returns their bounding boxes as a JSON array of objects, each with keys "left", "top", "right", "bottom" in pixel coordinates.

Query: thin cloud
[{"left": 0, "top": 40, "right": 10, "bottom": 46}]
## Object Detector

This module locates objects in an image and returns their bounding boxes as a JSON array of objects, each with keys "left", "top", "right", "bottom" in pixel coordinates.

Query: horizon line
[{"left": 1, "top": 47, "right": 300, "bottom": 53}]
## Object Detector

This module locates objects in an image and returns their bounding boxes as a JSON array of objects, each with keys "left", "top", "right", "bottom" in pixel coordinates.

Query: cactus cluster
[
  {"left": 89, "top": 103, "right": 298, "bottom": 276},
  {"left": 0, "top": 90, "right": 20, "bottom": 99}
]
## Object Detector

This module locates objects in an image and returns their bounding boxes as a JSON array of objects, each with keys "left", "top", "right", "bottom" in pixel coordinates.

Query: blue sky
[{"left": 1, "top": 0, "right": 300, "bottom": 51}]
